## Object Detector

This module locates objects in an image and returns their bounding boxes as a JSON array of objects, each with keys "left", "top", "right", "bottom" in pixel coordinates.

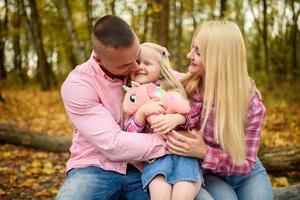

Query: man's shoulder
[{"left": 64, "top": 60, "right": 97, "bottom": 82}]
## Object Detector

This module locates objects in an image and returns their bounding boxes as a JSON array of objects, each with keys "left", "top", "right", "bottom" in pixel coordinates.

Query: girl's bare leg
[{"left": 148, "top": 175, "right": 172, "bottom": 200}]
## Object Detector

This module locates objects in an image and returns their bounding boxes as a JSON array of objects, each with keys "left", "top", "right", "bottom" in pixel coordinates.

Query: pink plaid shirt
[{"left": 184, "top": 86, "right": 265, "bottom": 176}]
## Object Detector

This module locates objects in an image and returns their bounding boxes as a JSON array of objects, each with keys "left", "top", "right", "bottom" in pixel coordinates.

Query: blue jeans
[
  {"left": 196, "top": 159, "right": 273, "bottom": 200},
  {"left": 55, "top": 165, "right": 149, "bottom": 200}
]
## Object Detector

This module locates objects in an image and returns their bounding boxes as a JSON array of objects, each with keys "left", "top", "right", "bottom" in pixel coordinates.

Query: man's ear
[{"left": 93, "top": 54, "right": 102, "bottom": 65}]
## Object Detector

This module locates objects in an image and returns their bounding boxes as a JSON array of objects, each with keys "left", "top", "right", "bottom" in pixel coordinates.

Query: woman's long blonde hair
[
  {"left": 141, "top": 42, "right": 186, "bottom": 97},
  {"left": 183, "top": 20, "right": 252, "bottom": 164}
]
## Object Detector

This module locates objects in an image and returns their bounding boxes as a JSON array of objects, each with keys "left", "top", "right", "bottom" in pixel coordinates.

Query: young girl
[
  {"left": 124, "top": 42, "right": 202, "bottom": 200},
  {"left": 166, "top": 20, "right": 273, "bottom": 200}
]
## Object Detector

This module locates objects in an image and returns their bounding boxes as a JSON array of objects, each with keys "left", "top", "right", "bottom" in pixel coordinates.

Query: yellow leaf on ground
[
  {"left": 0, "top": 189, "right": 6, "bottom": 195},
  {"left": 31, "top": 160, "right": 42, "bottom": 168}
]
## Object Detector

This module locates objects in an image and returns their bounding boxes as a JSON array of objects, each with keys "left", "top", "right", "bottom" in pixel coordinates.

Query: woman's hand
[
  {"left": 151, "top": 114, "right": 186, "bottom": 135},
  {"left": 166, "top": 129, "right": 207, "bottom": 159}
]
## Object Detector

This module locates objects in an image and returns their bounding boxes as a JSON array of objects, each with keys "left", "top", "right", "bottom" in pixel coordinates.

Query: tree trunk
[
  {"left": 85, "top": 0, "right": 92, "bottom": 56},
  {"left": 220, "top": 0, "right": 227, "bottom": 18},
  {"left": 60, "top": 0, "right": 85, "bottom": 65},
  {"left": 12, "top": 0, "right": 26, "bottom": 83},
  {"left": 105, "top": 0, "right": 116, "bottom": 15},
  {"left": 85, "top": 0, "right": 93, "bottom": 36},
  {"left": 290, "top": 1, "right": 299, "bottom": 78},
  {"left": 262, "top": 0, "right": 270, "bottom": 72},
  {"left": 172, "top": 0, "right": 183, "bottom": 68},
  {"left": 249, "top": 1, "right": 263, "bottom": 72},
  {"left": 20, "top": 0, "right": 55, "bottom": 90},
  {"left": 0, "top": 0, "right": 8, "bottom": 80},
  {"left": 141, "top": 1, "right": 150, "bottom": 43},
  {"left": 154, "top": 0, "right": 170, "bottom": 48},
  {"left": 235, "top": 0, "right": 245, "bottom": 35}
]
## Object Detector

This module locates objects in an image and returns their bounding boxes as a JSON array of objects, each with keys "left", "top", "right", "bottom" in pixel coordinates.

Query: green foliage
[{"left": 0, "top": 0, "right": 299, "bottom": 85}]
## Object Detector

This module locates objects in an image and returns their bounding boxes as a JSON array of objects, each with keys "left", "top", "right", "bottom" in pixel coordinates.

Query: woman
[{"left": 164, "top": 20, "right": 273, "bottom": 200}]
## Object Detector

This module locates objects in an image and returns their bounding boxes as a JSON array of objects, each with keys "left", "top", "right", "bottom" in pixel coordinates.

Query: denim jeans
[
  {"left": 196, "top": 159, "right": 273, "bottom": 200},
  {"left": 55, "top": 165, "right": 149, "bottom": 200},
  {"left": 55, "top": 164, "right": 214, "bottom": 200}
]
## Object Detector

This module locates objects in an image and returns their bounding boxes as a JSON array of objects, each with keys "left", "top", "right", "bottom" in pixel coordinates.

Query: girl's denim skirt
[{"left": 141, "top": 154, "right": 203, "bottom": 190}]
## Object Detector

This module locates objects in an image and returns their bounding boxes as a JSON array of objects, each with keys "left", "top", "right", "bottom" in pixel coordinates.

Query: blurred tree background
[
  {"left": 0, "top": 0, "right": 299, "bottom": 199},
  {"left": 0, "top": 0, "right": 299, "bottom": 88}
]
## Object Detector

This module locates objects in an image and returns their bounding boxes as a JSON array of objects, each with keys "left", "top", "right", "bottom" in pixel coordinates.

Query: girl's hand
[
  {"left": 166, "top": 129, "right": 207, "bottom": 159},
  {"left": 151, "top": 114, "right": 186, "bottom": 135},
  {"left": 134, "top": 100, "right": 165, "bottom": 125},
  {"left": 142, "top": 99, "right": 165, "bottom": 116}
]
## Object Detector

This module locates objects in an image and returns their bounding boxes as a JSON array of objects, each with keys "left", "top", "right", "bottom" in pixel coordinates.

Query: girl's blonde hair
[
  {"left": 141, "top": 42, "right": 186, "bottom": 97},
  {"left": 183, "top": 20, "right": 252, "bottom": 164}
]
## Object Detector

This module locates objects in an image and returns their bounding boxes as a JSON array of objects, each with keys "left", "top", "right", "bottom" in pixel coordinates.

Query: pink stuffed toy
[{"left": 123, "top": 82, "right": 191, "bottom": 124}]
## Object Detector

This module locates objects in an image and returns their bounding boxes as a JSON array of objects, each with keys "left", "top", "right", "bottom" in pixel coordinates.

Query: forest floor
[{"left": 0, "top": 78, "right": 300, "bottom": 199}]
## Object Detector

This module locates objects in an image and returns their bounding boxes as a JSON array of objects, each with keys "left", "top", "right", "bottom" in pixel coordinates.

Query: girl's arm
[
  {"left": 124, "top": 99, "right": 165, "bottom": 132},
  {"left": 123, "top": 115, "right": 145, "bottom": 133},
  {"left": 151, "top": 113, "right": 187, "bottom": 135},
  {"left": 181, "top": 100, "right": 203, "bottom": 130},
  {"left": 151, "top": 92, "right": 202, "bottom": 135}
]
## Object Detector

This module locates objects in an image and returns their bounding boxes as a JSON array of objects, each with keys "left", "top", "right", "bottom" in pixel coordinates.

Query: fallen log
[
  {"left": 0, "top": 123, "right": 71, "bottom": 152},
  {"left": 273, "top": 184, "right": 300, "bottom": 200},
  {"left": 259, "top": 146, "right": 300, "bottom": 175},
  {"left": 0, "top": 123, "right": 300, "bottom": 173},
  {"left": 0, "top": 123, "right": 300, "bottom": 198}
]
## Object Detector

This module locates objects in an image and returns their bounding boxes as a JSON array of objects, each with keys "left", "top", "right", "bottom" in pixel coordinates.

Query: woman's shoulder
[{"left": 248, "top": 84, "right": 265, "bottom": 114}]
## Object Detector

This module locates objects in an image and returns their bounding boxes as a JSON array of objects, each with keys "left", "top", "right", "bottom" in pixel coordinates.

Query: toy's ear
[
  {"left": 123, "top": 85, "right": 130, "bottom": 92},
  {"left": 131, "top": 81, "right": 140, "bottom": 87},
  {"left": 147, "top": 83, "right": 165, "bottom": 99}
]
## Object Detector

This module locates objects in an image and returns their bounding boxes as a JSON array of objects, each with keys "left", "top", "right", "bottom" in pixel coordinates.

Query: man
[{"left": 56, "top": 15, "right": 167, "bottom": 200}]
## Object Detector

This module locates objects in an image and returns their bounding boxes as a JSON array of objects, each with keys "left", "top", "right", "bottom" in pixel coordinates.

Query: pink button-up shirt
[{"left": 61, "top": 53, "right": 167, "bottom": 174}]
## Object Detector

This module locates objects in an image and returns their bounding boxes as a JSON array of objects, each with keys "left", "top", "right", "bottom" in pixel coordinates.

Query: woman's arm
[{"left": 167, "top": 94, "right": 266, "bottom": 176}]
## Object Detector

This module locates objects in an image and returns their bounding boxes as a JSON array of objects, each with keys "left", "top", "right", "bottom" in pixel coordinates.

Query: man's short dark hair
[{"left": 92, "top": 15, "right": 135, "bottom": 48}]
